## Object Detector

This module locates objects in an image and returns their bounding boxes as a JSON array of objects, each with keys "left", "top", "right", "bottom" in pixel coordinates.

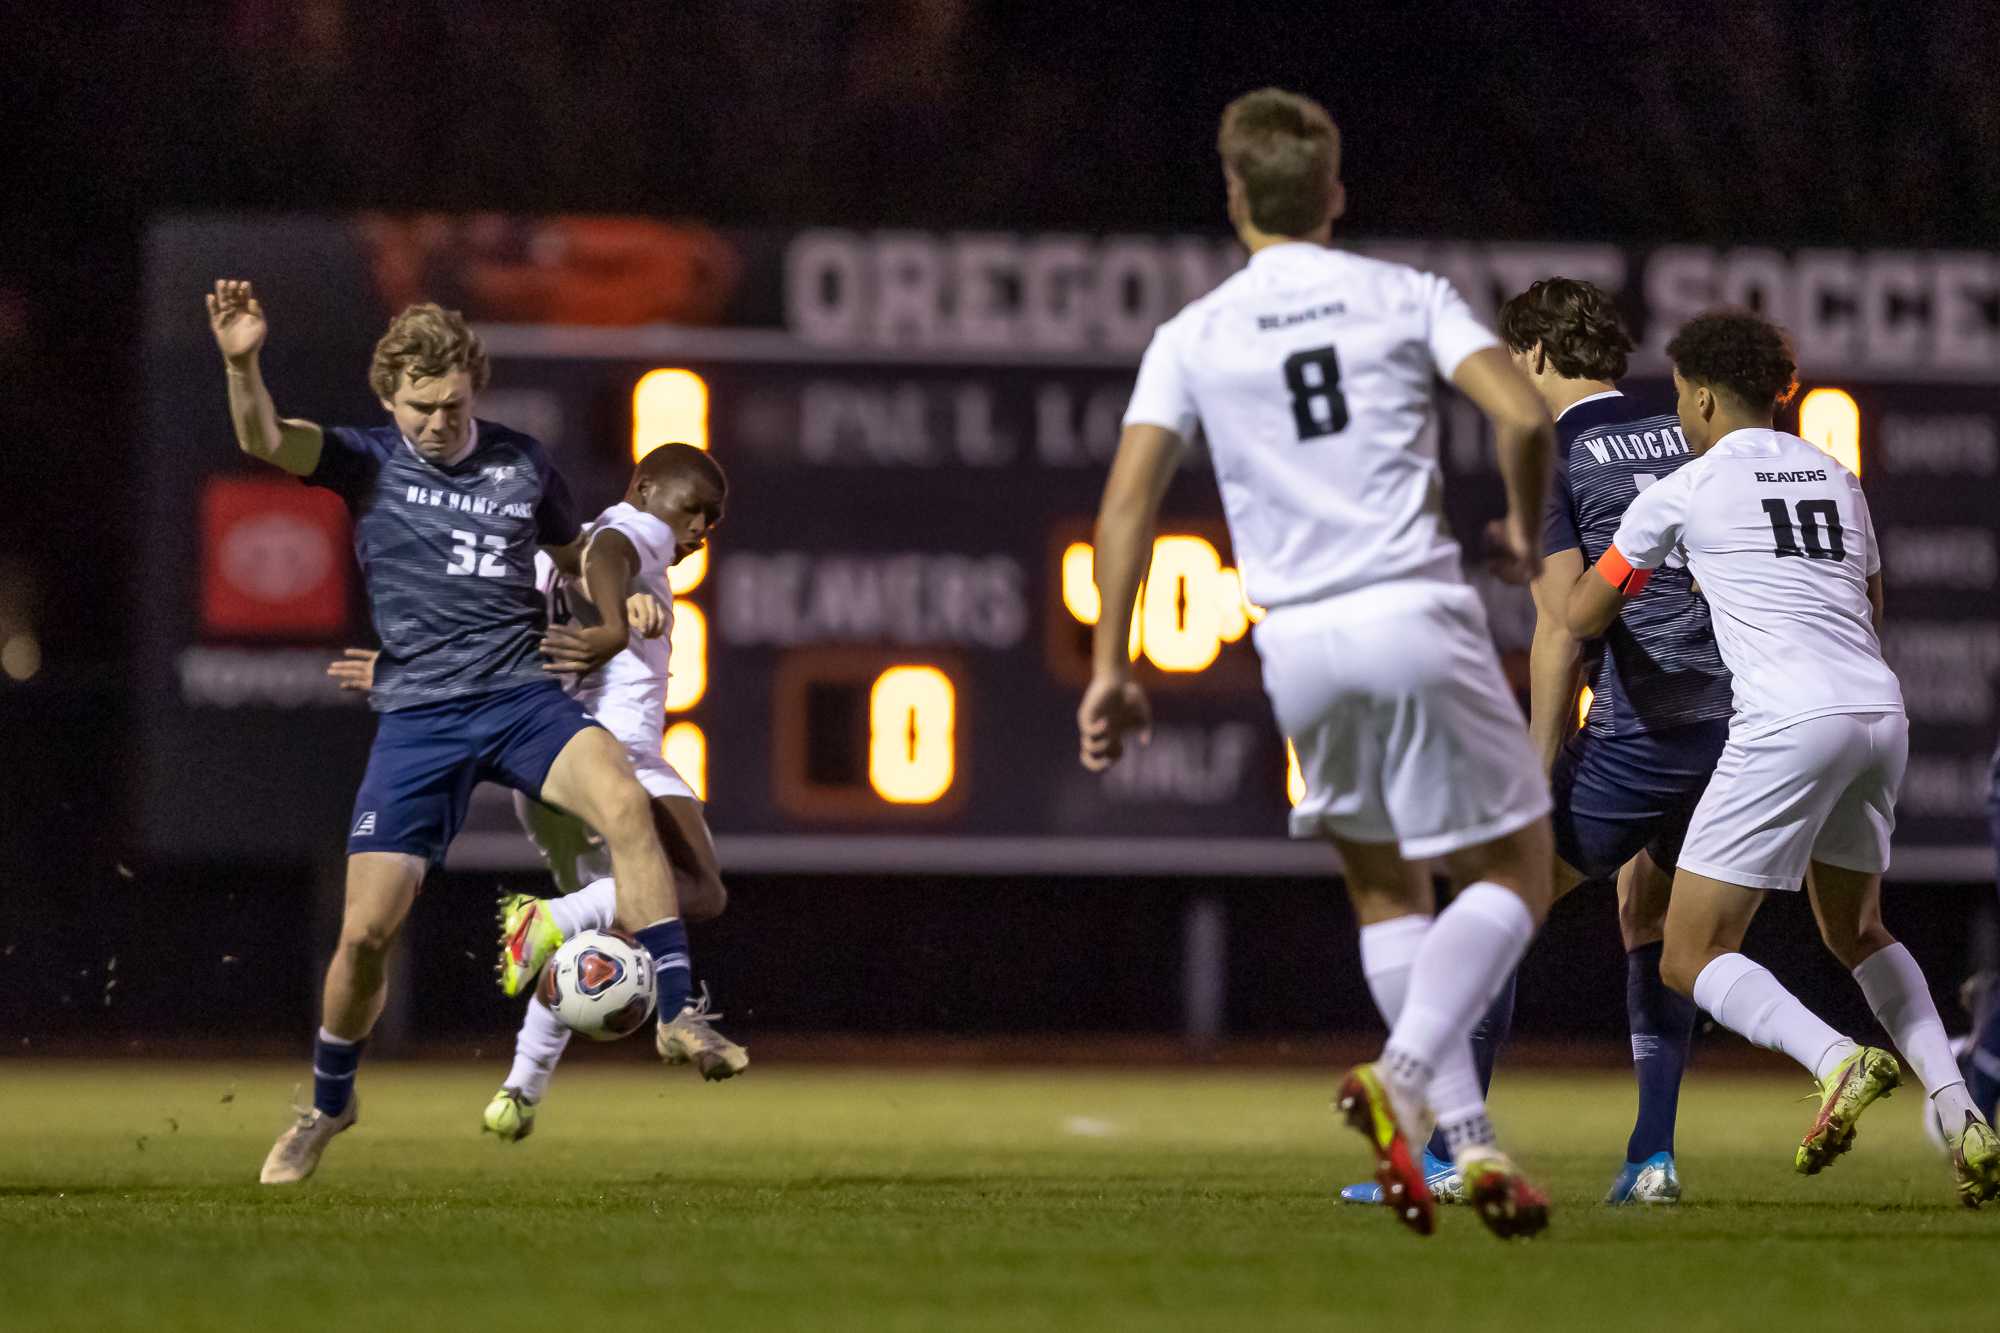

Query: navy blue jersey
[
  {"left": 306, "top": 420, "right": 581, "bottom": 712},
  {"left": 1544, "top": 392, "right": 1731, "bottom": 736}
]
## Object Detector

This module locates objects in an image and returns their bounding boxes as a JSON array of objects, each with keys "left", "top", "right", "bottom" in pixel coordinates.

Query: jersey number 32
[{"left": 1282, "top": 346, "right": 1350, "bottom": 439}]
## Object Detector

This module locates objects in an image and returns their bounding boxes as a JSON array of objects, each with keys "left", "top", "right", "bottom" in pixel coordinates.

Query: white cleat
[
  {"left": 656, "top": 985, "right": 749, "bottom": 1081},
  {"left": 259, "top": 1095, "right": 358, "bottom": 1185}
]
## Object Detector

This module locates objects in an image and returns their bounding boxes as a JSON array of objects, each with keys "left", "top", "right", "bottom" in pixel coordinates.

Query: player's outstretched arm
[
  {"left": 540, "top": 528, "right": 639, "bottom": 675},
  {"left": 207, "top": 280, "right": 323, "bottom": 476},
  {"left": 1078, "top": 423, "right": 1178, "bottom": 770},
  {"left": 1452, "top": 348, "right": 1554, "bottom": 579},
  {"left": 1527, "top": 547, "right": 1586, "bottom": 770}
]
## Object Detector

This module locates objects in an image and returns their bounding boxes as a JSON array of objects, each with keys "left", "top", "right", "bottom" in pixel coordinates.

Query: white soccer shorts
[
  {"left": 1255, "top": 579, "right": 1550, "bottom": 859},
  {"left": 1676, "top": 710, "right": 1905, "bottom": 891},
  {"left": 511, "top": 748, "right": 696, "bottom": 896}
]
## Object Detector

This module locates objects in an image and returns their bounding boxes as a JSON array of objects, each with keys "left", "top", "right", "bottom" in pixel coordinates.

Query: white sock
[
  {"left": 1852, "top": 943, "right": 1979, "bottom": 1126},
  {"left": 1693, "top": 953, "right": 1855, "bottom": 1081},
  {"left": 1427, "top": 1039, "right": 1495, "bottom": 1162},
  {"left": 1383, "top": 883, "right": 1535, "bottom": 1097},
  {"left": 1358, "top": 915, "right": 1432, "bottom": 1028},
  {"left": 504, "top": 995, "right": 573, "bottom": 1104},
  {"left": 546, "top": 877, "right": 618, "bottom": 939}
]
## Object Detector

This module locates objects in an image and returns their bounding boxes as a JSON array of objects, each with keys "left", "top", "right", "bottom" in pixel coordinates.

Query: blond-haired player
[
  {"left": 1079, "top": 88, "right": 1559, "bottom": 1239},
  {"left": 1567, "top": 307, "right": 2000, "bottom": 1205},
  {"left": 331, "top": 443, "right": 748, "bottom": 1141},
  {"left": 211, "top": 284, "right": 701, "bottom": 1185}
]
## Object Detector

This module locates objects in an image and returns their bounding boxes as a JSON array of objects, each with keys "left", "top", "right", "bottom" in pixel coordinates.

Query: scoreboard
[
  {"left": 446, "top": 330, "right": 1310, "bottom": 875},
  {"left": 135, "top": 219, "right": 2000, "bottom": 879}
]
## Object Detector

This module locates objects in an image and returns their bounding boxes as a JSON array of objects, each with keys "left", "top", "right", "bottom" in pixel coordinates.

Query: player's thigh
[
  {"left": 1674, "top": 718, "right": 1862, "bottom": 893},
  {"left": 652, "top": 795, "right": 727, "bottom": 919},
  {"left": 339, "top": 851, "right": 425, "bottom": 951},
  {"left": 1809, "top": 711, "right": 1907, "bottom": 881},
  {"left": 1380, "top": 588, "right": 1551, "bottom": 870},
  {"left": 1256, "top": 617, "right": 1393, "bottom": 849},
  {"left": 346, "top": 705, "right": 481, "bottom": 864},
  {"left": 1332, "top": 835, "right": 1435, "bottom": 925},
  {"left": 1660, "top": 866, "right": 1766, "bottom": 992},
  {"left": 1804, "top": 860, "right": 1889, "bottom": 968},
  {"left": 538, "top": 725, "right": 652, "bottom": 839},
  {"left": 511, "top": 789, "right": 606, "bottom": 897},
  {"left": 1549, "top": 720, "right": 1726, "bottom": 893},
  {"left": 478, "top": 680, "right": 605, "bottom": 807}
]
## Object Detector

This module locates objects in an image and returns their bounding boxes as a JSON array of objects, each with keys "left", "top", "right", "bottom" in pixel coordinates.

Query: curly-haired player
[{"left": 1566, "top": 307, "right": 2000, "bottom": 1205}]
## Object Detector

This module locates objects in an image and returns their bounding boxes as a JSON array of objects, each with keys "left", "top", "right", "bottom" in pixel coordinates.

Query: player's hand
[
  {"left": 206, "top": 279, "right": 268, "bottom": 363},
  {"left": 1482, "top": 518, "right": 1538, "bottom": 586},
  {"left": 1078, "top": 671, "right": 1152, "bottom": 772},
  {"left": 626, "top": 593, "right": 668, "bottom": 639},
  {"left": 326, "top": 647, "right": 379, "bottom": 692},
  {"left": 1494, "top": 511, "right": 1544, "bottom": 584},
  {"left": 540, "top": 622, "right": 624, "bottom": 676}
]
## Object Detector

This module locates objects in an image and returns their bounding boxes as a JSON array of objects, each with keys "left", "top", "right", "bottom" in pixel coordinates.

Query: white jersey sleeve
[
  {"left": 1422, "top": 274, "right": 1501, "bottom": 381},
  {"left": 1123, "top": 320, "right": 1199, "bottom": 438},
  {"left": 587, "top": 507, "right": 677, "bottom": 580},
  {"left": 1116, "top": 244, "right": 1488, "bottom": 608},
  {"left": 1610, "top": 463, "right": 1697, "bottom": 571}
]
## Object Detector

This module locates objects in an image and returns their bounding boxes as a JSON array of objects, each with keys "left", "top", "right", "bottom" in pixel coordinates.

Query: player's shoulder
[
  {"left": 325, "top": 422, "right": 399, "bottom": 458},
  {"left": 473, "top": 418, "right": 550, "bottom": 461},
  {"left": 588, "top": 500, "right": 676, "bottom": 562}
]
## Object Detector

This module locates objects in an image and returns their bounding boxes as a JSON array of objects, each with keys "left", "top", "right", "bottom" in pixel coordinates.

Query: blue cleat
[
  {"left": 1339, "top": 1147, "right": 1462, "bottom": 1204},
  {"left": 1605, "top": 1150, "right": 1681, "bottom": 1204}
]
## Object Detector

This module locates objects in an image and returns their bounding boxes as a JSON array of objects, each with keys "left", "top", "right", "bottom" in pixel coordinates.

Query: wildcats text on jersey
[{"left": 1578, "top": 426, "right": 1692, "bottom": 465}]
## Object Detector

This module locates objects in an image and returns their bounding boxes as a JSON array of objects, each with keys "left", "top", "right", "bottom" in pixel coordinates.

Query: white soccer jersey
[
  {"left": 1122, "top": 242, "right": 1499, "bottom": 609},
  {"left": 1610, "top": 428, "right": 1903, "bottom": 742},
  {"left": 536, "top": 500, "right": 679, "bottom": 756}
]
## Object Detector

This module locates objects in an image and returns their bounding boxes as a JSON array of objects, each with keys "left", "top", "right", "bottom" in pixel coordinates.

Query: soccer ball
[{"left": 537, "top": 929, "right": 657, "bottom": 1041}]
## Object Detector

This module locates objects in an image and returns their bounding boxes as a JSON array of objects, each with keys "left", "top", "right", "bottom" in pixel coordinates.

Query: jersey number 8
[{"left": 1282, "top": 346, "right": 1350, "bottom": 440}]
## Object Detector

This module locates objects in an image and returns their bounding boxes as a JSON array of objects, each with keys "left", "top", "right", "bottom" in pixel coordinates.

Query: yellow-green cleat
[
  {"left": 496, "top": 893, "right": 565, "bottom": 998},
  {"left": 1795, "top": 1046, "right": 1900, "bottom": 1175},
  {"left": 1949, "top": 1113, "right": 2000, "bottom": 1208},
  {"left": 481, "top": 1088, "right": 536, "bottom": 1143}
]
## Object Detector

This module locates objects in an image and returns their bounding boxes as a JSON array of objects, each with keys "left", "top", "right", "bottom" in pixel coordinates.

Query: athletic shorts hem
[
  {"left": 1806, "top": 848, "right": 1891, "bottom": 877},
  {"left": 1673, "top": 855, "right": 1800, "bottom": 892},
  {"left": 1397, "top": 798, "right": 1552, "bottom": 861},
  {"left": 347, "top": 839, "right": 443, "bottom": 865}
]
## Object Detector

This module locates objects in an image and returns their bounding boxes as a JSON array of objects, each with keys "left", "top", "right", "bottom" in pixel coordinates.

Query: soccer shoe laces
[
  {"left": 677, "top": 980, "right": 726, "bottom": 1026},
  {"left": 286, "top": 1085, "right": 317, "bottom": 1130}
]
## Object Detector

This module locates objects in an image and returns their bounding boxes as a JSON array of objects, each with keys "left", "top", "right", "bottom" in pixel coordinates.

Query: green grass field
[{"left": 0, "top": 1059, "right": 1990, "bottom": 1332}]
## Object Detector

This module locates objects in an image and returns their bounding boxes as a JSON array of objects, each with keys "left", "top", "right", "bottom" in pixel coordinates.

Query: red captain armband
[{"left": 1595, "top": 546, "right": 1653, "bottom": 598}]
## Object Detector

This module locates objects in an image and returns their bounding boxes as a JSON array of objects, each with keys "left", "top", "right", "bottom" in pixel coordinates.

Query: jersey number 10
[
  {"left": 1759, "top": 499, "right": 1846, "bottom": 561},
  {"left": 1283, "top": 346, "right": 1350, "bottom": 439}
]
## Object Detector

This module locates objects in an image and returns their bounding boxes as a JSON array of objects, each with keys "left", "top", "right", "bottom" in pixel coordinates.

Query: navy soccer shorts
[
  {"left": 346, "top": 679, "right": 601, "bottom": 863},
  {"left": 1549, "top": 718, "right": 1729, "bottom": 881}
]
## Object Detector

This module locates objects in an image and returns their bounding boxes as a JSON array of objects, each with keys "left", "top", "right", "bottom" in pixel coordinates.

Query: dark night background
[{"left": 2, "top": 0, "right": 1996, "bottom": 1053}]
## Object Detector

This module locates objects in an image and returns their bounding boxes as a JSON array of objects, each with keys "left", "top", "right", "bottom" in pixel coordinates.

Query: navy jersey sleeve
[
  {"left": 305, "top": 425, "right": 385, "bottom": 505},
  {"left": 1543, "top": 450, "right": 1581, "bottom": 556},
  {"left": 534, "top": 454, "right": 581, "bottom": 547}
]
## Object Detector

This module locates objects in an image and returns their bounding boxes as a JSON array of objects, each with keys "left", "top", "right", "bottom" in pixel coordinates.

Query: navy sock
[
  {"left": 1971, "top": 1006, "right": 2000, "bottom": 1124},
  {"left": 634, "top": 917, "right": 693, "bottom": 1019},
  {"left": 1624, "top": 941, "right": 1697, "bottom": 1162},
  {"left": 312, "top": 1028, "right": 364, "bottom": 1117},
  {"left": 1425, "top": 970, "right": 1516, "bottom": 1162}
]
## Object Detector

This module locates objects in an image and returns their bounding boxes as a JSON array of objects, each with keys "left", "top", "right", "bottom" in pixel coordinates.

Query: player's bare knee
[
  {"left": 1820, "top": 919, "right": 1894, "bottom": 971},
  {"left": 682, "top": 873, "right": 728, "bottom": 922},
  {"left": 595, "top": 779, "right": 656, "bottom": 848},
  {"left": 337, "top": 915, "right": 401, "bottom": 958},
  {"left": 1658, "top": 944, "right": 1705, "bottom": 997}
]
